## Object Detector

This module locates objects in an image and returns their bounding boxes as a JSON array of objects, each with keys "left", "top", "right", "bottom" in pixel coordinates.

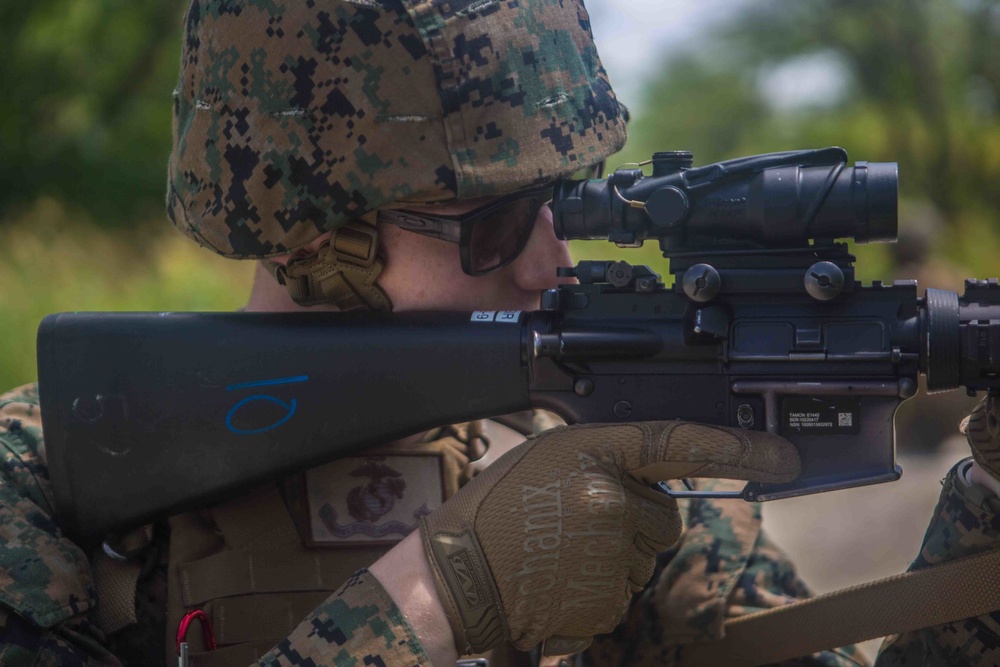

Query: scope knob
[
  {"left": 682, "top": 263, "right": 721, "bottom": 302},
  {"left": 645, "top": 186, "right": 689, "bottom": 230},
  {"left": 804, "top": 262, "right": 845, "bottom": 301},
  {"left": 652, "top": 151, "right": 694, "bottom": 176}
]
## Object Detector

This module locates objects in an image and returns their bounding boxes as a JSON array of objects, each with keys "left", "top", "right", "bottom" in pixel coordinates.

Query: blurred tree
[
  {"left": 623, "top": 0, "right": 1000, "bottom": 248},
  {"left": 0, "top": 0, "right": 186, "bottom": 226}
]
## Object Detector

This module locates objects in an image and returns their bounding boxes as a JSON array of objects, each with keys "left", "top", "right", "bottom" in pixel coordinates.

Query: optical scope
[{"left": 552, "top": 147, "right": 898, "bottom": 252}]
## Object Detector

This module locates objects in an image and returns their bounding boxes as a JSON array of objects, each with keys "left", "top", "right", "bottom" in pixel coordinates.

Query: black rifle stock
[
  {"left": 37, "top": 311, "right": 531, "bottom": 539},
  {"left": 37, "top": 148, "right": 1000, "bottom": 540}
]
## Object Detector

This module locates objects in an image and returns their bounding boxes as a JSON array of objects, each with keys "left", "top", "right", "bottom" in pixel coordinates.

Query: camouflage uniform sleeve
[
  {"left": 875, "top": 458, "right": 1000, "bottom": 666},
  {"left": 258, "top": 569, "right": 434, "bottom": 667},
  {"left": 584, "top": 477, "right": 867, "bottom": 667},
  {"left": 0, "top": 384, "right": 117, "bottom": 666}
]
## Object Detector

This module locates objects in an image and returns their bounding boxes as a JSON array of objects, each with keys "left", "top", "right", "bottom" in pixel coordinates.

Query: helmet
[{"left": 167, "top": 0, "right": 627, "bottom": 259}]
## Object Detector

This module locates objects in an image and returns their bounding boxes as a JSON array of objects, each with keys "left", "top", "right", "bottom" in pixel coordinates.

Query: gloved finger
[
  {"left": 627, "top": 548, "right": 657, "bottom": 593},
  {"left": 623, "top": 489, "right": 677, "bottom": 591},
  {"left": 626, "top": 483, "right": 682, "bottom": 555},
  {"left": 962, "top": 396, "right": 1000, "bottom": 476},
  {"left": 541, "top": 636, "right": 594, "bottom": 656},
  {"left": 625, "top": 422, "right": 801, "bottom": 484}
]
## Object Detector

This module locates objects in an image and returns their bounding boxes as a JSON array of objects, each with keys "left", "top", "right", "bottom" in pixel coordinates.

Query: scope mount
[{"left": 553, "top": 241, "right": 858, "bottom": 305}]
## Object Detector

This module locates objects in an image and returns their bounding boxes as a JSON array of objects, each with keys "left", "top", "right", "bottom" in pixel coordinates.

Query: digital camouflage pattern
[
  {"left": 961, "top": 394, "right": 1000, "bottom": 482},
  {"left": 167, "top": 0, "right": 627, "bottom": 259},
  {"left": 0, "top": 384, "right": 107, "bottom": 665},
  {"left": 875, "top": 460, "right": 1000, "bottom": 666},
  {"left": 2, "top": 381, "right": 999, "bottom": 666},
  {"left": 585, "top": 477, "right": 867, "bottom": 667},
  {"left": 258, "top": 569, "right": 432, "bottom": 667}
]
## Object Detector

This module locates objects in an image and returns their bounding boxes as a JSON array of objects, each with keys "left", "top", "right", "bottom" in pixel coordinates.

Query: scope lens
[{"left": 862, "top": 162, "right": 898, "bottom": 243}]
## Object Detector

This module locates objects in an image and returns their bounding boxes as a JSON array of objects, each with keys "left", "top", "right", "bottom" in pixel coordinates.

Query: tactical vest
[{"left": 162, "top": 419, "right": 534, "bottom": 667}]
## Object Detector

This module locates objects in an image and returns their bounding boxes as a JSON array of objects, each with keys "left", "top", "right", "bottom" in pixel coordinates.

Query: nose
[{"left": 508, "top": 204, "right": 574, "bottom": 292}]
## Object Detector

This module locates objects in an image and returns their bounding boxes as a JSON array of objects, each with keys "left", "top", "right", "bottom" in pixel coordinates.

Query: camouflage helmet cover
[{"left": 167, "top": 0, "right": 628, "bottom": 258}]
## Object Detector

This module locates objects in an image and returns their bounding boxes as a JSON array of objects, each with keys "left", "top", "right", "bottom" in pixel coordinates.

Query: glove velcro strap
[
  {"left": 420, "top": 520, "right": 508, "bottom": 655},
  {"left": 266, "top": 212, "right": 392, "bottom": 310}
]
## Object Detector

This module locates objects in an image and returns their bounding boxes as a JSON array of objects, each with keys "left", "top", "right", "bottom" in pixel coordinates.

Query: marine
[{"left": 2, "top": 0, "right": 999, "bottom": 665}]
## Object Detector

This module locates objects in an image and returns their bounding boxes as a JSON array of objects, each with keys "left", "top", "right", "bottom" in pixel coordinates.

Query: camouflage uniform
[
  {"left": 3, "top": 383, "right": 999, "bottom": 666},
  {"left": 6, "top": 0, "right": 999, "bottom": 664}
]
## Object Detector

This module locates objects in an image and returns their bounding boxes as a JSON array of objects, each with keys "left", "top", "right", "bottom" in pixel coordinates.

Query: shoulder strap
[
  {"left": 91, "top": 548, "right": 142, "bottom": 635},
  {"left": 678, "top": 547, "right": 1000, "bottom": 666}
]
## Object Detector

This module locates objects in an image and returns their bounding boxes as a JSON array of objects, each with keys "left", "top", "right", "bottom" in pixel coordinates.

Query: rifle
[{"left": 37, "top": 147, "right": 1000, "bottom": 541}]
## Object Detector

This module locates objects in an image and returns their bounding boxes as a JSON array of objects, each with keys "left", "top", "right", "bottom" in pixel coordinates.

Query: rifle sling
[{"left": 678, "top": 547, "right": 1000, "bottom": 666}]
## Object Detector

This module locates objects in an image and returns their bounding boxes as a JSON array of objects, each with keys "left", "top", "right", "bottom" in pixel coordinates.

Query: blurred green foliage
[
  {"left": 0, "top": 0, "right": 185, "bottom": 225},
  {"left": 616, "top": 0, "right": 1000, "bottom": 281},
  {"left": 2, "top": 0, "right": 1000, "bottom": 405},
  {"left": 0, "top": 201, "right": 254, "bottom": 389}
]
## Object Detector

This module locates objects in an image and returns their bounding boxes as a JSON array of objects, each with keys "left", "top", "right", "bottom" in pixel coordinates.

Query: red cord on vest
[{"left": 176, "top": 609, "right": 217, "bottom": 654}]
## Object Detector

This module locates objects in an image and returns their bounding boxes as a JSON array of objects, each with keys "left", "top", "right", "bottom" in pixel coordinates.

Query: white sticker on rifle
[
  {"left": 495, "top": 311, "right": 521, "bottom": 323},
  {"left": 780, "top": 397, "right": 860, "bottom": 435},
  {"left": 471, "top": 311, "right": 496, "bottom": 322}
]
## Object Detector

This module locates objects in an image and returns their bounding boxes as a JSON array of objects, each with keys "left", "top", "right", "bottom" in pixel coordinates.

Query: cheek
[
  {"left": 377, "top": 226, "right": 481, "bottom": 309},
  {"left": 380, "top": 224, "right": 449, "bottom": 273},
  {"left": 505, "top": 209, "right": 574, "bottom": 290}
]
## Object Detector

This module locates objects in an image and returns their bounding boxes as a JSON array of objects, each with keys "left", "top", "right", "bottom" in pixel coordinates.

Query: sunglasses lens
[{"left": 467, "top": 193, "right": 548, "bottom": 274}]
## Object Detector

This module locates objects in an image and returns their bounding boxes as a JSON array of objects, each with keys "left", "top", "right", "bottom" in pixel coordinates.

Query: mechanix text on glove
[{"left": 418, "top": 421, "right": 800, "bottom": 656}]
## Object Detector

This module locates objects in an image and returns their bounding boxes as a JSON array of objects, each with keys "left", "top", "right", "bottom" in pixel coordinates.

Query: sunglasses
[{"left": 378, "top": 184, "right": 554, "bottom": 276}]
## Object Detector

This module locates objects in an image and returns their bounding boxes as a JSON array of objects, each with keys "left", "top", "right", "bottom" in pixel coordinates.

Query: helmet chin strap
[{"left": 262, "top": 211, "right": 393, "bottom": 311}]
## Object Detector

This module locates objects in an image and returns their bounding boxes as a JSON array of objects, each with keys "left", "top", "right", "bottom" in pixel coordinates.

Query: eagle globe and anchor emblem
[{"left": 318, "top": 457, "right": 433, "bottom": 539}]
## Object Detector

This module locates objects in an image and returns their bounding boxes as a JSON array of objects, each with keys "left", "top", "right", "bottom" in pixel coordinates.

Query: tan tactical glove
[
  {"left": 961, "top": 394, "right": 1000, "bottom": 481},
  {"left": 419, "top": 421, "right": 800, "bottom": 656}
]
